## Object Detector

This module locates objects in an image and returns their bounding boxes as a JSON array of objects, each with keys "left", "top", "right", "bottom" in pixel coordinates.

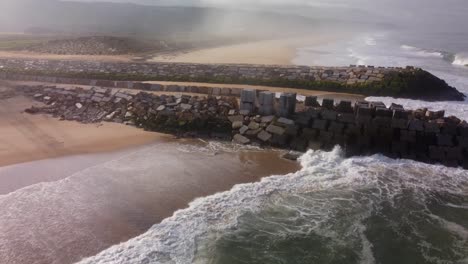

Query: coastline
[
  {"left": 0, "top": 140, "right": 300, "bottom": 264},
  {"left": 148, "top": 36, "right": 344, "bottom": 65},
  {"left": 0, "top": 94, "right": 169, "bottom": 167}
]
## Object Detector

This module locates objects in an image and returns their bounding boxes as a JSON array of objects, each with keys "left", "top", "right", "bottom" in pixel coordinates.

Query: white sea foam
[
  {"left": 400, "top": 45, "right": 444, "bottom": 58},
  {"left": 453, "top": 53, "right": 468, "bottom": 66},
  {"left": 78, "top": 148, "right": 468, "bottom": 264}
]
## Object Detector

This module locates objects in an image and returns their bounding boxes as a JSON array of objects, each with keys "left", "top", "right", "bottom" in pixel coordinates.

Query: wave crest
[
  {"left": 453, "top": 53, "right": 468, "bottom": 67},
  {"left": 78, "top": 147, "right": 468, "bottom": 264}
]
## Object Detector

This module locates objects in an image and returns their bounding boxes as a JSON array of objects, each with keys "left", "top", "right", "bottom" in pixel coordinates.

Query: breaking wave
[
  {"left": 78, "top": 147, "right": 468, "bottom": 264},
  {"left": 400, "top": 45, "right": 445, "bottom": 58},
  {"left": 453, "top": 53, "right": 468, "bottom": 67}
]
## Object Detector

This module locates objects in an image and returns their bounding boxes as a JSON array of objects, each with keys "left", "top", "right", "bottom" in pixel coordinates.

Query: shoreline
[
  {"left": 0, "top": 140, "right": 300, "bottom": 264},
  {"left": 0, "top": 94, "right": 170, "bottom": 167}
]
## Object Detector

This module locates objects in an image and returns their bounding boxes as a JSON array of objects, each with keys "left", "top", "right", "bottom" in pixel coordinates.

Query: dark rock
[{"left": 282, "top": 152, "right": 301, "bottom": 161}]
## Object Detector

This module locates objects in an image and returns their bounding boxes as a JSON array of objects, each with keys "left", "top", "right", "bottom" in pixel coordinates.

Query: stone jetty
[
  {"left": 0, "top": 58, "right": 464, "bottom": 101},
  {"left": 17, "top": 84, "right": 468, "bottom": 169}
]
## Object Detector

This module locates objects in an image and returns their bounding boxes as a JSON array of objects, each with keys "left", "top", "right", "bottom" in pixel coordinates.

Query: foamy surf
[
  {"left": 78, "top": 147, "right": 468, "bottom": 264},
  {"left": 453, "top": 53, "right": 468, "bottom": 67}
]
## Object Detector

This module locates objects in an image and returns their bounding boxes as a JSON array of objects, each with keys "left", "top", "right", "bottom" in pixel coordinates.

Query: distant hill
[{"left": 22, "top": 36, "right": 167, "bottom": 55}]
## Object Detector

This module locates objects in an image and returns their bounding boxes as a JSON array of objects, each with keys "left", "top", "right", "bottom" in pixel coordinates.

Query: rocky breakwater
[
  {"left": 18, "top": 85, "right": 468, "bottom": 169},
  {"left": 0, "top": 58, "right": 464, "bottom": 101},
  {"left": 20, "top": 85, "right": 236, "bottom": 138}
]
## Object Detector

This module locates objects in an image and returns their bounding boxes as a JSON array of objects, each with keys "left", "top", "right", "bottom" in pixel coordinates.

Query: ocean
[{"left": 77, "top": 29, "right": 468, "bottom": 264}]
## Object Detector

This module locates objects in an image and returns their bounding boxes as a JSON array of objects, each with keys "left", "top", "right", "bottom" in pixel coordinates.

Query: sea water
[
  {"left": 77, "top": 29, "right": 468, "bottom": 264},
  {"left": 293, "top": 30, "right": 468, "bottom": 120},
  {"left": 79, "top": 147, "right": 468, "bottom": 264}
]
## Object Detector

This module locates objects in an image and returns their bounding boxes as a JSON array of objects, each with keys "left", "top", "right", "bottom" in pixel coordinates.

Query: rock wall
[
  {"left": 17, "top": 84, "right": 468, "bottom": 169},
  {"left": 0, "top": 73, "right": 244, "bottom": 97},
  {"left": 0, "top": 58, "right": 464, "bottom": 100}
]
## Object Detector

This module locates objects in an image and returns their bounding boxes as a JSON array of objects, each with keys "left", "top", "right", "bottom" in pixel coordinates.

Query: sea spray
[{"left": 79, "top": 147, "right": 468, "bottom": 264}]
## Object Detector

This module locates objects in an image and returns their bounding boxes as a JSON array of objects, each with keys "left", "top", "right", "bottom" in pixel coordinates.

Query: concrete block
[
  {"left": 391, "top": 118, "right": 408, "bottom": 129},
  {"left": 408, "top": 119, "right": 424, "bottom": 132},
  {"left": 392, "top": 141, "right": 409, "bottom": 156},
  {"left": 233, "top": 134, "right": 250, "bottom": 145},
  {"left": 457, "top": 136, "right": 468, "bottom": 148},
  {"left": 393, "top": 110, "right": 410, "bottom": 119},
  {"left": 322, "top": 110, "right": 337, "bottom": 121},
  {"left": 212, "top": 87, "right": 221, "bottom": 95},
  {"left": 329, "top": 122, "right": 345, "bottom": 134},
  {"left": 400, "top": 130, "right": 416, "bottom": 143},
  {"left": 295, "top": 114, "right": 312, "bottom": 127},
  {"left": 248, "top": 121, "right": 260, "bottom": 130},
  {"left": 240, "top": 102, "right": 254, "bottom": 112},
  {"left": 266, "top": 124, "right": 286, "bottom": 135},
  {"left": 389, "top": 103, "right": 405, "bottom": 112},
  {"left": 312, "top": 119, "right": 328, "bottom": 130},
  {"left": 302, "top": 128, "right": 318, "bottom": 140},
  {"left": 319, "top": 130, "right": 334, "bottom": 142},
  {"left": 458, "top": 123, "right": 468, "bottom": 137},
  {"left": 270, "top": 134, "right": 289, "bottom": 147},
  {"left": 277, "top": 117, "right": 295, "bottom": 126},
  {"left": 429, "top": 146, "right": 445, "bottom": 161},
  {"left": 441, "top": 123, "right": 458, "bottom": 135},
  {"left": 372, "top": 116, "right": 391, "bottom": 128},
  {"left": 239, "top": 126, "right": 249, "bottom": 135},
  {"left": 304, "top": 96, "right": 319, "bottom": 107},
  {"left": 321, "top": 98, "right": 334, "bottom": 109},
  {"left": 424, "top": 122, "right": 440, "bottom": 134},
  {"left": 290, "top": 137, "right": 308, "bottom": 152},
  {"left": 230, "top": 88, "right": 242, "bottom": 96},
  {"left": 241, "top": 89, "right": 256, "bottom": 103},
  {"left": 338, "top": 113, "right": 356, "bottom": 124},
  {"left": 437, "top": 134, "right": 454, "bottom": 146},
  {"left": 370, "top": 101, "right": 386, "bottom": 109},
  {"left": 150, "top": 84, "right": 164, "bottom": 91},
  {"left": 228, "top": 115, "right": 244, "bottom": 123},
  {"left": 375, "top": 108, "right": 393, "bottom": 118},
  {"left": 257, "top": 130, "right": 272, "bottom": 142},
  {"left": 344, "top": 124, "right": 361, "bottom": 136},
  {"left": 446, "top": 147, "right": 463, "bottom": 161},
  {"left": 259, "top": 91, "right": 275, "bottom": 106},
  {"left": 279, "top": 93, "right": 297, "bottom": 117},
  {"left": 285, "top": 125, "right": 299, "bottom": 137},
  {"left": 259, "top": 105, "right": 274, "bottom": 116},
  {"left": 337, "top": 101, "right": 353, "bottom": 113},
  {"left": 261, "top": 115, "right": 275, "bottom": 123}
]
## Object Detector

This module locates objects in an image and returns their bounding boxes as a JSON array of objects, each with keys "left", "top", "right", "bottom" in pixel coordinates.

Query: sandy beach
[
  {"left": 0, "top": 140, "right": 299, "bottom": 264},
  {"left": 0, "top": 89, "right": 167, "bottom": 167},
  {"left": 149, "top": 36, "right": 343, "bottom": 65},
  {"left": 0, "top": 35, "right": 355, "bottom": 264}
]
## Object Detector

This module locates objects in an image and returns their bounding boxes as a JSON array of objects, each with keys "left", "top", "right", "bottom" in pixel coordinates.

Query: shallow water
[
  {"left": 0, "top": 141, "right": 297, "bottom": 264},
  {"left": 79, "top": 147, "right": 468, "bottom": 264}
]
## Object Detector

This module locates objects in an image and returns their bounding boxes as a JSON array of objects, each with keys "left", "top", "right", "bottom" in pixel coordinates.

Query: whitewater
[
  {"left": 75, "top": 29, "right": 468, "bottom": 264},
  {"left": 79, "top": 147, "right": 468, "bottom": 264}
]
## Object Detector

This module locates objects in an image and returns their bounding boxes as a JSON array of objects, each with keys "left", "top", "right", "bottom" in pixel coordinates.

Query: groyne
[
  {"left": 17, "top": 84, "right": 468, "bottom": 169},
  {"left": 0, "top": 58, "right": 464, "bottom": 101}
]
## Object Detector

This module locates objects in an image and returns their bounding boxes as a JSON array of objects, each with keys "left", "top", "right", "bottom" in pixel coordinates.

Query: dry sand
[
  {"left": 0, "top": 92, "right": 166, "bottom": 167},
  {"left": 149, "top": 36, "right": 343, "bottom": 65}
]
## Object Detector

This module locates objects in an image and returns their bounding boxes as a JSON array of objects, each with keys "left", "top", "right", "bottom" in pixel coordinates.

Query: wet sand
[
  {"left": 0, "top": 140, "right": 300, "bottom": 264},
  {"left": 0, "top": 93, "right": 167, "bottom": 167}
]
